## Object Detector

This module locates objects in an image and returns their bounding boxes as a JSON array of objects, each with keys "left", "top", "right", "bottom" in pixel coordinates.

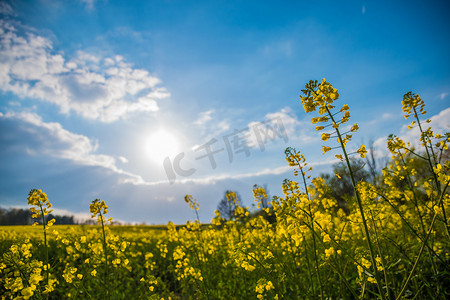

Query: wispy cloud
[
  {"left": 124, "top": 155, "right": 338, "bottom": 187},
  {"left": 245, "top": 107, "right": 315, "bottom": 148},
  {"left": 440, "top": 92, "right": 448, "bottom": 100},
  {"left": 0, "top": 18, "right": 169, "bottom": 122},
  {"left": 0, "top": 111, "right": 147, "bottom": 183},
  {"left": 79, "top": 0, "right": 98, "bottom": 11},
  {"left": 399, "top": 107, "right": 450, "bottom": 140},
  {"left": 121, "top": 165, "right": 291, "bottom": 186},
  {"left": 118, "top": 156, "right": 129, "bottom": 163},
  {"left": 381, "top": 113, "right": 394, "bottom": 120},
  {"left": 194, "top": 109, "right": 214, "bottom": 126},
  {"left": 0, "top": 1, "right": 14, "bottom": 16},
  {"left": 169, "top": 157, "right": 339, "bottom": 185},
  {"left": 372, "top": 107, "right": 450, "bottom": 159},
  {"left": 261, "top": 40, "right": 293, "bottom": 58},
  {"left": 192, "top": 109, "right": 231, "bottom": 142}
]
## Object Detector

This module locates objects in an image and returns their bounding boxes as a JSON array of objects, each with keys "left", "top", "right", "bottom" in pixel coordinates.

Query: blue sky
[{"left": 0, "top": 0, "right": 449, "bottom": 224}]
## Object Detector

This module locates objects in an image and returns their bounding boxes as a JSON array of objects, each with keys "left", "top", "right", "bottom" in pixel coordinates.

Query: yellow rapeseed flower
[
  {"left": 340, "top": 104, "right": 349, "bottom": 112},
  {"left": 21, "top": 286, "right": 34, "bottom": 299},
  {"left": 322, "top": 146, "right": 332, "bottom": 154},
  {"left": 350, "top": 123, "right": 359, "bottom": 132},
  {"left": 325, "top": 247, "right": 335, "bottom": 258},
  {"left": 357, "top": 144, "right": 367, "bottom": 158},
  {"left": 321, "top": 133, "right": 331, "bottom": 141}
]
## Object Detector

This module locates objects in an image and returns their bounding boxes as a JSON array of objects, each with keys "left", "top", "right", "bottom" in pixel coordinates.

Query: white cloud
[
  {"left": 175, "top": 166, "right": 292, "bottom": 185},
  {"left": 118, "top": 156, "right": 129, "bottom": 163},
  {"left": 0, "top": 18, "right": 169, "bottom": 122},
  {"left": 218, "top": 120, "right": 230, "bottom": 132},
  {"left": 0, "top": 111, "right": 146, "bottom": 184},
  {"left": 400, "top": 107, "right": 450, "bottom": 141},
  {"left": 120, "top": 166, "right": 291, "bottom": 186},
  {"left": 381, "top": 113, "right": 393, "bottom": 120},
  {"left": 51, "top": 208, "right": 92, "bottom": 223},
  {"left": 440, "top": 92, "right": 448, "bottom": 100},
  {"left": 372, "top": 107, "right": 450, "bottom": 159},
  {"left": 80, "top": 0, "right": 97, "bottom": 11},
  {"left": 176, "top": 157, "right": 338, "bottom": 185},
  {"left": 194, "top": 109, "right": 214, "bottom": 126},
  {"left": 245, "top": 106, "right": 315, "bottom": 149},
  {"left": 191, "top": 109, "right": 231, "bottom": 142},
  {"left": 154, "top": 195, "right": 175, "bottom": 202}
]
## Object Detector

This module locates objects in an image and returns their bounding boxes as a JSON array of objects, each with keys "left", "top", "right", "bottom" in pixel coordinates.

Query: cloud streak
[
  {"left": 245, "top": 107, "right": 316, "bottom": 149},
  {"left": 123, "top": 155, "right": 339, "bottom": 186},
  {"left": 194, "top": 109, "right": 214, "bottom": 126},
  {"left": 372, "top": 107, "right": 450, "bottom": 159},
  {"left": 0, "top": 111, "right": 147, "bottom": 184}
]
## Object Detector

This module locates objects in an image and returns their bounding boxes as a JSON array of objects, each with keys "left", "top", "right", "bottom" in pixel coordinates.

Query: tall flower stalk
[
  {"left": 401, "top": 92, "right": 448, "bottom": 234},
  {"left": 89, "top": 199, "right": 111, "bottom": 300},
  {"left": 388, "top": 92, "right": 450, "bottom": 298},
  {"left": 184, "top": 195, "right": 211, "bottom": 299},
  {"left": 285, "top": 148, "right": 323, "bottom": 299},
  {"left": 27, "top": 189, "right": 56, "bottom": 299},
  {"left": 300, "top": 79, "right": 385, "bottom": 299}
]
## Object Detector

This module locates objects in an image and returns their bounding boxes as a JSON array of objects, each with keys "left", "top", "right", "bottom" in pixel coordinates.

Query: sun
[{"left": 145, "top": 129, "right": 180, "bottom": 164}]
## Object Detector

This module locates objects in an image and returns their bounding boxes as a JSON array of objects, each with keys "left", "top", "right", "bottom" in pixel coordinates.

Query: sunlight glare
[{"left": 145, "top": 129, "right": 180, "bottom": 164}]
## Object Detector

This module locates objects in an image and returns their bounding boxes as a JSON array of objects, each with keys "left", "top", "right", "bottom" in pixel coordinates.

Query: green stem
[
  {"left": 39, "top": 205, "right": 49, "bottom": 299},
  {"left": 369, "top": 211, "right": 391, "bottom": 299},
  {"left": 10, "top": 256, "right": 32, "bottom": 288},
  {"left": 395, "top": 180, "right": 449, "bottom": 300},
  {"left": 300, "top": 169, "right": 324, "bottom": 300},
  {"left": 397, "top": 150, "right": 439, "bottom": 275},
  {"left": 99, "top": 213, "right": 109, "bottom": 300},
  {"left": 413, "top": 107, "right": 440, "bottom": 190},
  {"left": 396, "top": 150, "right": 427, "bottom": 235},
  {"left": 326, "top": 106, "right": 385, "bottom": 300},
  {"left": 302, "top": 235, "right": 316, "bottom": 297},
  {"left": 413, "top": 106, "right": 450, "bottom": 240},
  {"left": 378, "top": 193, "right": 447, "bottom": 267},
  {"left": 294, "top": 208, "right": 379, "bottom": 280},
  {"left": 298, "top": 213, "right": 359, "bottom": 299},
  {"left": 287, "top": 148, "right": 324, "bottom": 299},
  {"left": 399, "top": 146, "right": 428, "bottom": 160},
  {"left": 245, "top": 251, "right": 286, "bottom": 299},
  {"left": 192, "top": 215, "right": 211, "bottom": 300}
]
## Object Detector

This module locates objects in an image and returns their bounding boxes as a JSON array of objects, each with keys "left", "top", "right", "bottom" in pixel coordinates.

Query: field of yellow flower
[{"left": 1, "top": 79, "right": 449, "bottom": 299}]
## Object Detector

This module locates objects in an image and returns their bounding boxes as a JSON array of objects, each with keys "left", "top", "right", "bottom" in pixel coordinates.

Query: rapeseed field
[{"left": 1, "top": 80, "right": 449, "bottom": 299}]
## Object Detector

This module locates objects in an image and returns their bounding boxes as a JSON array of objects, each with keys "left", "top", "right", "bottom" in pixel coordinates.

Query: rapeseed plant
[
  {"left": 300, "top": 78, "right": 385, "bottom": 298},
  {"left": 27, "top": 189, "right": 58, "bottom": 298},
  {"left": 89, "top": 198, "right": 111, "bottom": 299}
]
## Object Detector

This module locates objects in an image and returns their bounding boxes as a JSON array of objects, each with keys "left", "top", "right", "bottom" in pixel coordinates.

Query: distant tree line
[{"left": 0, "top": 207, "right": 75, "bottom": 225}]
